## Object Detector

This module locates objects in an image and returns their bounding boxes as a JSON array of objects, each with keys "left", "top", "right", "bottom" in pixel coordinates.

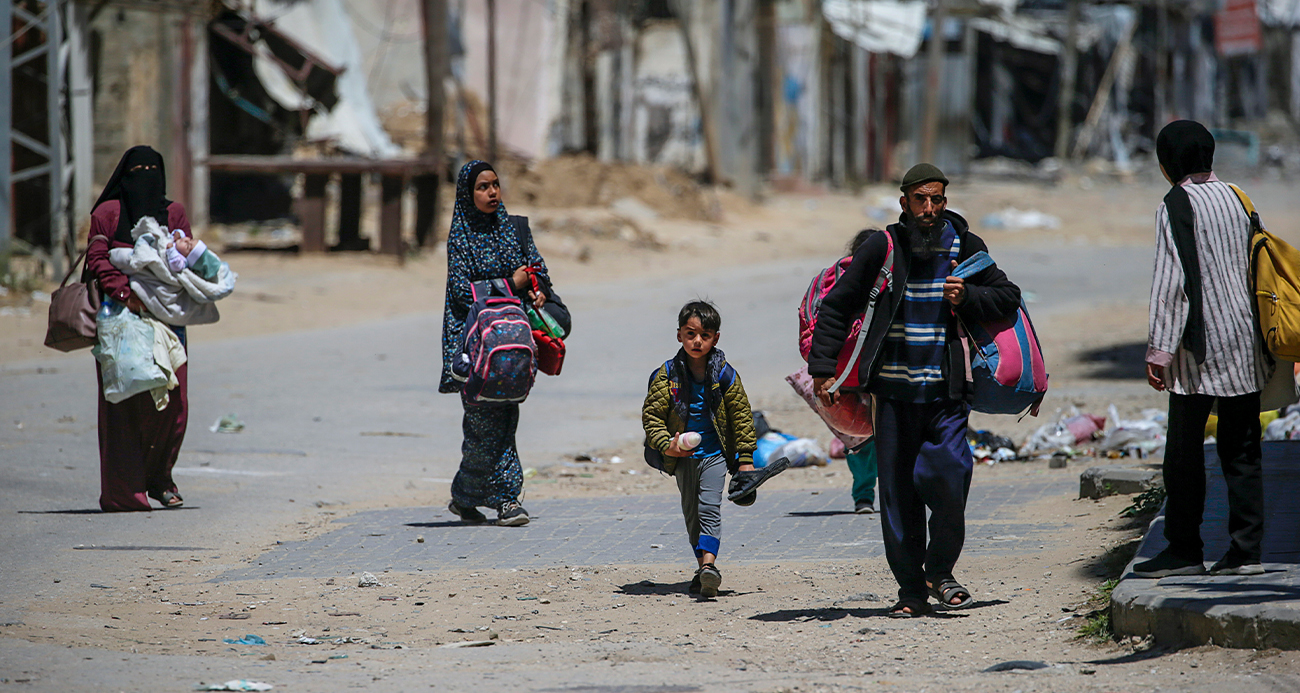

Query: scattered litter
[
  {"left": 358, "top": 572, "right": 380, "bottom": 588},
  {"left": 297, "top": 637, "right": 321, "bottom": 645},
  {"left": 90, "top": 584, "right": 112, "bottom": 589},
  {"left": 610, "top": 456, "right": 623, "bottom": 464},
  {"left": 535, "top": 625, "right": 564, "bottom": 630},
  {"left": 539, "top": 598, "right": 551, "bottom": 604},
  {"left": 210, "top": 414, "right": 245, "bottom": 434},
  {"left": 196, "top": 681, "right": 273, "bottom": 691},
  {"left": 1096, "top": 405, "right": 1166, "bottom": 457},
  {"left": 517, "top": 596, "right": 538, "bottom": 601},
  {"left": 983, "top": 660, "right": 1049, "bottom": 672},
  {"left": 328, "top": 655, "right": 348, "bottom": 660},
  {"left": 327, "top": 612, "right": 361, "bottom": 617},
  {"left": 1264, "top": 405, "right": 1300, "bottom": 440},
  {"left": 650, "top": 544, "right": 663, "bottom": 549},
  {"left": 440, "top": 639, "right": 496, "bottom": 648},
  {"left": 222, "top": 634, "right": 267, "bottom": 646},
  {"left": 219, "top": 613, "right": 250, "bottom": 620},
  {"left": 261, "top": 621, "right": 287, "bottom": 626},
  {"left": 755, "top": 432, "right": 829, "bottom": 468},
  {"left": 416, "top": 536, "right": 425, "bottom": 543},
  {"left": 980, "top": 207, "right": 1061, "bottom": 231},
  {"left": 522, "top": 467, "right": 538, "bottom": 479}
]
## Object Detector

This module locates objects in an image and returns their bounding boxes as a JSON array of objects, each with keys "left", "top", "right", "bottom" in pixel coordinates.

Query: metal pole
[
  {"left": 920, "top": 0, "right": 946, "bottom": 164},
  {"left": 69, "top": 0, "right": 93, "bottom": 229},
  {"left": 48, "top": 0, "right": 67, "bottom": 273},
  {"left": 1054, "top": 0, "right": 1080, "bottom": 160},
  {"left": 416, "top": 0, "right": 447, "bottom": 247},
  {"left": 486, "top": 0, "right": 496, "bottom": 162},
  {"left": 1156, "top": 0, "right": 1169, "bottom": 126},
  {"left": 0, "top": 0, "right": 12, "bottom": 257}
]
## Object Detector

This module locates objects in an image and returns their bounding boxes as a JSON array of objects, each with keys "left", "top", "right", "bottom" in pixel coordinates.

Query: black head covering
[
  {"left": 1156, "top": 121, "right": 1216, "bottom": 364},
  {"left": 93, "top": 146, "right": 170, "bottom": 243},
  {"left": 1157, "top": 120, "right": 1215, "bottom": 184}
]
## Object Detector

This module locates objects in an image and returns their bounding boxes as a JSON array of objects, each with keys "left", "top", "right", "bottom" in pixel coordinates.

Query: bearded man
[{"left": 809, "top": 163, "right": 1022, "bottom": 617}]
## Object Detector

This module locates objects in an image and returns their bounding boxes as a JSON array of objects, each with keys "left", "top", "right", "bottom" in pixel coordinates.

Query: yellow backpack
[{"left": 1229, "top": 184, "right": 1300, "bottom": 361}]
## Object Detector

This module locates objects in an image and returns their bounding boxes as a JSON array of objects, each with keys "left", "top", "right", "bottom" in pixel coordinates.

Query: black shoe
[
  {"left": 1209, "top": 553, "right": 1264, "bottom": 575},
  {"left": 697, "top": 563, "right": 721, "bottom": 598},
  {"left": 497, "top": 500, "right": 530, "bottom": 527},
  {"left": 1132, "top": 551, "right": 1205, "bottom": 578},
  {"left": 689, "top": 573, "right": 701, "bottom": 595},
  {"left": 854, "top": 500, "right": 875, "bottom": 514},
  {"left": 448, "top": 500, "right": 487, "bottom": 524},
  {"left": 727, "top": 457, "right": 790, "bottom": 502}
]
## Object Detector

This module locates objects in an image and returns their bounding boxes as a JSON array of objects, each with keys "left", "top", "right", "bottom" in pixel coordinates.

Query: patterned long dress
[{"left": 440, "top": 161, "right": 548, "bottom": 510}]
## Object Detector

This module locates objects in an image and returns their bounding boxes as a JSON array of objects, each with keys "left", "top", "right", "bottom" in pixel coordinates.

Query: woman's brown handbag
[{"left": 44, "top": 243, "right": 102, "bottom": 352}]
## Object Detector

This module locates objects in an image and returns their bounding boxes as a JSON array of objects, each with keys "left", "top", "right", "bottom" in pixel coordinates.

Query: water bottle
[{"left": 98, "top": 299, "right": 122, "bottom": 320}]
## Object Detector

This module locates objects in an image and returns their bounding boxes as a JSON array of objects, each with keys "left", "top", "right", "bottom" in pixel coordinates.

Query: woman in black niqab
[{"left": 93, "top": 145, "right": 171, "bottom": 244}]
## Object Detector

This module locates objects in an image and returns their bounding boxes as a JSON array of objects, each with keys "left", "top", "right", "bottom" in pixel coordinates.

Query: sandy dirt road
[{"left": 3, "top": 174, "right": 1299, "bottom": 691}]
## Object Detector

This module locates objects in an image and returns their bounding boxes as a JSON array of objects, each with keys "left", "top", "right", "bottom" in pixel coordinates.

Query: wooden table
[{"left": 205, "top": 155, "right": 441, "bottom": 255}]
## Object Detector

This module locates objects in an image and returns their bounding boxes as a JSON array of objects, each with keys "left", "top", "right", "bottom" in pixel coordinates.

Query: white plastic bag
[
  {"left": 92, "top": 305, "right": 167, "bottom": 403},
  {"left": 774, "top": 438, "right": 830, "bottom": 467}
]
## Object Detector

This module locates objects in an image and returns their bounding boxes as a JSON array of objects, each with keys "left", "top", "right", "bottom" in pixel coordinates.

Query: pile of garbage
[
  {"left": 753, "top": 411, "right": 829, "bottom": 468},
  {"left": 1015, "top": 405, "right": 1166, "bottom": 461}
]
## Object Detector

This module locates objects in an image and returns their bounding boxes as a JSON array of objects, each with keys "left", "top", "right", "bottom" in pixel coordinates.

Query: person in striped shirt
[
  {"left": 809, "top": 163, "right": 1022, "bottom": 617},
  {"left": 1133, "top": 120, "right": 1270, "bottom": 579}
]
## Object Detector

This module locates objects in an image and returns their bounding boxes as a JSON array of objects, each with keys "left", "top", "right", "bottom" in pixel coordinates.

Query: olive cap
[{"left": 899, "top": 163, "right": 949, "bottom": 191}]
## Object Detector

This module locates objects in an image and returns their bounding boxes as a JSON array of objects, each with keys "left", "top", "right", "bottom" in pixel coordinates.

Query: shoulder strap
[
  {"left": 1228, "top": 184, "right": 1264, "bottom": 233},
  {"left": 510, "top": 215, "right": 531, "bottom": 250},
  {"left": 828, "top": 231, "right": 895, "bottom": 394},
  {"left": 951, "top": 251, "right": 995, "bottom": 280},
  {"left": 60, "top": 239, "right": 99, "bottom": 288}
]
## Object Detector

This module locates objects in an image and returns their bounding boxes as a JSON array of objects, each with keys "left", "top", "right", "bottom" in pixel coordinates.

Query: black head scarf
[
  {"left": 93, "top": 146, "right": 170, "bottom": 243},
  {"left": 1156, "top": 121, "right": 1215, "bottom": 364}
]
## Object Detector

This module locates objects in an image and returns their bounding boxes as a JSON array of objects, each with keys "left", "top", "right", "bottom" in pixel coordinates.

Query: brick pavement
[{"left": 221, "top": 476, "right": 1076, "bottom": 581}]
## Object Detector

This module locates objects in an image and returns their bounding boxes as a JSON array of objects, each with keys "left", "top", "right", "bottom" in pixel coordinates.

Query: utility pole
[
  {"left": 486, "top": 0, "right": 497, "bottom": 162},
  {"left": 416, "top": 0, "right": 447, "bottom": 247},
  {"left": 919, "top": 0, "right": 946, "bottom": 165},
  {"left": 1054, "top": 0, "right": 1080, "bottom": 160},
  {"left": 1, "top": 0, "right": 11, "bottom": 257}
]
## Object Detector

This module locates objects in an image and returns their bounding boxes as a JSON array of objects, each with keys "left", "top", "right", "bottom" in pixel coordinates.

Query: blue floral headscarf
[{"left": 439, "top": 160, "right": 547, "bottom": 393}]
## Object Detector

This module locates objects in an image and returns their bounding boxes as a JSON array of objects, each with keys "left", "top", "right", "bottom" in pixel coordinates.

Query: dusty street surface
[{"left": 4, "top": 171, "right": 1300, "bottom": 691}]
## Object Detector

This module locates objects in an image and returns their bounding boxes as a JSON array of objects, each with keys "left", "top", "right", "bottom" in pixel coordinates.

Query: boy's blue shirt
[{"left": 685, "top": 375, "right": 724, "bottom": 459}]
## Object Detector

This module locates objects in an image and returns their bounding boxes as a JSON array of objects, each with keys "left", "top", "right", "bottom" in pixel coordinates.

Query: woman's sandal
[
  {"left": 887, "top": 598, "right": 931, "bottom": 618},
  {"left": 928, "top": 578, "right": 973, "bottom": 610},
  {"left": 150, "top": 490, "right": 184, "bottom": 508}
]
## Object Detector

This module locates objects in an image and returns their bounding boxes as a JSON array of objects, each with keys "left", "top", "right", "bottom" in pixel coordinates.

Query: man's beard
[{"left": 907, "top": 217, "right": 943, "bottom": 260}]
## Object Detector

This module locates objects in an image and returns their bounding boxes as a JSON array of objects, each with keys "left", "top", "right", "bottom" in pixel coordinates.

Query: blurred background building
[{"left": 2, "top": 0, "right": 1296, "bottom": 270}]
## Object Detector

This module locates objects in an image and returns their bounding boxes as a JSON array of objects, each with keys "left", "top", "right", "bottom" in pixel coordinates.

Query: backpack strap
[
  {"left": 1228, "top": 184, "right": 1265, "bottom": 234},
  {"left": 829, "top": 230, "right": 895, "bottom": 394},
  {"left": 951, "top": 251, "right": 995, "bottom": 280}
]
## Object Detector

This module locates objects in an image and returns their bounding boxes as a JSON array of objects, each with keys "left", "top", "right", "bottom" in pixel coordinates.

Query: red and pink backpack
[{"left": 798, "top": 232, "right": 894, "bottom": 392}]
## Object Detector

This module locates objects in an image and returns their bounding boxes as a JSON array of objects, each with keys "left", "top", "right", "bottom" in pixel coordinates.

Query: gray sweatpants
[{"left": 675, "top": 453, "right": 726, "bottom": 558}]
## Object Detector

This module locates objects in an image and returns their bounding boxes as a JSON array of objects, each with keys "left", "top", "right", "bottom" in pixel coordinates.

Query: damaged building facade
[{"left": 3, "top": 0, "right": 1295, "bottom": 266}]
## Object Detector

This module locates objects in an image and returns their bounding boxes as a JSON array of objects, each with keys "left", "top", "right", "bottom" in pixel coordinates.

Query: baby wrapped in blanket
[{"left": 108, "top": 217, "right": 237, "bottom": 325}]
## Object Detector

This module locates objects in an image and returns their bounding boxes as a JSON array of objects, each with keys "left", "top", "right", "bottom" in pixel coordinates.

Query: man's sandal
[
  {"left": 928, "top": 578, "right": 973, "bottom": 610},
  {"left": 888, "top": 598, "right": 931, "bottom": 618}
]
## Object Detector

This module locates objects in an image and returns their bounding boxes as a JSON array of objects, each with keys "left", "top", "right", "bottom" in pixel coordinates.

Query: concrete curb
[
  {"left": 1110, "top": 441, "right": 1300, "bottom": 649},
  {"left": 1112, "top": 518, "right": 1300, "bottom": 649}
]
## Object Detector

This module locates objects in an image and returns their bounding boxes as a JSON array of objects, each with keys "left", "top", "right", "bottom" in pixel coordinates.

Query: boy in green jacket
[{"left": 642, "top": 300, "right": 786, "bottom": 597}]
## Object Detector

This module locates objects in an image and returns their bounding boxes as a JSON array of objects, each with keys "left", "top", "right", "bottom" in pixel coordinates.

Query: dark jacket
[
  {"left": 807, "top": 210, "right": 1021, "bottom": 402},
  {"left": 642, "top": 348, "right": 757, "bottom": 474}
]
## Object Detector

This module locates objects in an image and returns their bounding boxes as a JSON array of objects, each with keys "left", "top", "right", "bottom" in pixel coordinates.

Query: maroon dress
[{"left": 87, "top": 199, "right": 191, "bottom": 512}]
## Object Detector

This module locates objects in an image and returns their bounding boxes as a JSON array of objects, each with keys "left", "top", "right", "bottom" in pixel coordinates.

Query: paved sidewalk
[
  {"left": 222, "top": 477, "right": 1075, "bottom": 580},
  {"left": 1113, "top": 441, "right": 1300, "bottom": 649}
]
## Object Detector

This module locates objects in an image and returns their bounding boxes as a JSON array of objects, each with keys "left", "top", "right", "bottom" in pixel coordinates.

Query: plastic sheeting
[
  {"left": 823, "top": 0, "right": 927, "bottom": 59},
  {"left": 254, "top": 0, "right": 400, "bottom": 158}
]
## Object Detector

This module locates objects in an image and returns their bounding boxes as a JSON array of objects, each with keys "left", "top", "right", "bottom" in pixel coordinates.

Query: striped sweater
[
  {"left": 1147, "top": 177, "right": 1271, "bottom": 396},
  {"left": 871, "top": 221, "right": 961, "bottom": 402}
]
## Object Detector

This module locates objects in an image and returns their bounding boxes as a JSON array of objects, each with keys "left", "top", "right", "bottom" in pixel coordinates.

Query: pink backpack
[{"left": 798, "top": 232, "right": 895, "bottom": 392}]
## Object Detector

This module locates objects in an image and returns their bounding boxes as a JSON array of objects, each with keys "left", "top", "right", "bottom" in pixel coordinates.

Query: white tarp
[
  {"left": 823, "top": 0, "right": 927, "bottom": 59},
  {"left": 251, "top": 0, "right": 400, "bottom": 158}
]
